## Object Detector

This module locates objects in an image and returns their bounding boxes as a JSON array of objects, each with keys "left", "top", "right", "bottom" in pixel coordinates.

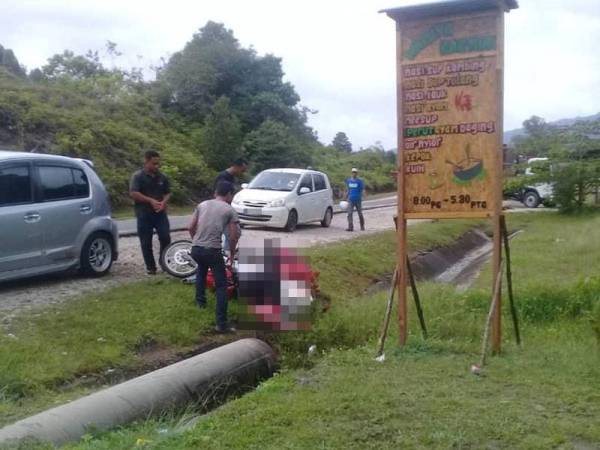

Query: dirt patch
[
  {"left": 409, "top": 229, "right": 492, "bottom": 280},
  {"left": 363, "top": 229, "right": 492, "bottom": 295},
  {"left": 58, "top": 332, "right": 254, "bottom": 394},
  {"left": 364, "top": 228, "right": 525, "bottom": 295}
]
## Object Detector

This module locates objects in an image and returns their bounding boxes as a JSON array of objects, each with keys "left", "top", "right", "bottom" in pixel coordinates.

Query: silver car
[{"left": 0, "top": 151, "right": 119, "bottom": 282}]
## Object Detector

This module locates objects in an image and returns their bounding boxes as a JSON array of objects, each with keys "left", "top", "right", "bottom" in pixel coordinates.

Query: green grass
[
  {"left": 4, "top": 213, "right": 599, "bottom": 449},
  {"left": 0, "top": 279, "right": 225, "bottom": 427},
  {"left": 111, "top": 204, "right": 196, "bottom": 220},
  {"left": 53, "top": 321, "right": 599, "bottom": 450},
  {"left": 0, "top": 219, "right": 478, "bottom": 429},
  {"left": 476, "top": 212, "right": 600, "bottom": 289},
  {"left": 27, "top": 211, "right": 599, "bottom": 450}
]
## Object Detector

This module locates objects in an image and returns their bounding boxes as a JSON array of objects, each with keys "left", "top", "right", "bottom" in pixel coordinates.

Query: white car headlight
[
  {"left": 269, "top": 198, "right": 285, "bottom": 207},
  {"left": 232, "top": 197, "right": 242, "bottom": 205}
]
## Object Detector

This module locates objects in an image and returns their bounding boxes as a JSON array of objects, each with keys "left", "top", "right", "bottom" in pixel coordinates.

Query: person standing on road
[
  {"left": 214, "top": 158, "right": 247, "bottom": 251},
  {"left": 345, "top": 168, "right": 365, "bottom": 232},
  {"left": 129, "top": 150, "right": 172, "bottom": 275},
  {"left": 214, "top": 158, "right": 248, "bottom": 191},
  {"left": 188, "top": 181, "right": 241, "bottom": 333}
]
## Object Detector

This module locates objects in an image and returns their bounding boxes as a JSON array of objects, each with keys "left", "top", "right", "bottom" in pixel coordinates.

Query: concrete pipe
[{"left": 0, "top": 338, "right": 276, "bottom": 446}]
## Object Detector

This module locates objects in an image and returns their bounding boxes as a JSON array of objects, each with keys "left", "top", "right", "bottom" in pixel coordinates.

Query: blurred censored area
[{"left": 237, "top": 238, "right": 313, "bottom": 331}]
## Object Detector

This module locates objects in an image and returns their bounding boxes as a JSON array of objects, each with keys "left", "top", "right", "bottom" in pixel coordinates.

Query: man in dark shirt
[
  {"left": 214, "top": 158, "right": 247, "bottom": 250},
  {"left": 129, "top": 150, "right": 172, "bottom": 274},
  {"left": 214, "top": 158, "right": 248, "bottom": 190}
]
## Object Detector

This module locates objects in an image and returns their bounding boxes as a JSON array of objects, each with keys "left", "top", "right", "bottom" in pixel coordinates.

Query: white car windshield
[{"left": 248, "top": 172, "right": 301, "bottom": 191}]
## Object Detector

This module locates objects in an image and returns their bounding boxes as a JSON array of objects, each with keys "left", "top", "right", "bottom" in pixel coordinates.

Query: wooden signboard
[
  {"left": 400, "top": 9, "right": 502, "bottom": 219},
  {"left": 383, "top": 0, "right": 518, "bottom": 348}
]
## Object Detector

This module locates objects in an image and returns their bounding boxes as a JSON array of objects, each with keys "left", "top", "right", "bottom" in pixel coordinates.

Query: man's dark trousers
[
  {"left": 136, "top": 211, "right": 171, "bottom": 272},
  {"left": 347, "top": 199, "right": 365, "bottom": 231},
  {"left": 191, "top": 246, "right": 228, "bottom": 329}
]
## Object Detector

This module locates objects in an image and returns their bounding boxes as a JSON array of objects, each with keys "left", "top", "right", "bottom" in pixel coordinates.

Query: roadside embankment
[
  {"left": 0, "top": 218, "right": 480, "bottom": 433},
  {"left": 54, "top": 212, "right": 600, "bottom": 450}
]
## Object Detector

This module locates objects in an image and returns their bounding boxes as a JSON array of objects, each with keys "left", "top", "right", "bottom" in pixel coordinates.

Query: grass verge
[
  {"left": 111, "top": 204, "right": 195, "bottom": 220},
  {"left": 15, "top": 211, "right": 598, "bottom": 450}
]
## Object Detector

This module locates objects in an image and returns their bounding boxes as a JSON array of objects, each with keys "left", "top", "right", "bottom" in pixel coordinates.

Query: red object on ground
[
  {"left": 205, "top": 263, "right": 237, "bottom": 299},
  {"left": 205, "top": 258, "right": 320, "bottom": 301}
]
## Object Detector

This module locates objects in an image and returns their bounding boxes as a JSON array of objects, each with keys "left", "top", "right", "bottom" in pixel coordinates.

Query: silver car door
[
  {"left": 0, "top": 162, "right": 44, "bottom": 273},
  {"left": 35, "top": 164, "right": 92, "bottom": 264}
]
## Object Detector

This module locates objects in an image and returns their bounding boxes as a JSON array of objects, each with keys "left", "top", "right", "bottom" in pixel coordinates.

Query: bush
[
  {"left": 516, "top": 277, "right": 600, "bottom": 323},
  {"left": 552, "top": 161, "right": 600, "bottom": 213},
  {"left": 503, "top": 176, "right": 529, "bottom": 198},
  {"left": 593, "top": 302, "right": 600, "bottom": 347}
]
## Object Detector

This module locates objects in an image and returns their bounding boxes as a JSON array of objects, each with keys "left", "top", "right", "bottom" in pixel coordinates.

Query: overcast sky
[{"left": 2, "top": 0, "right": 600, "bottom": 149}]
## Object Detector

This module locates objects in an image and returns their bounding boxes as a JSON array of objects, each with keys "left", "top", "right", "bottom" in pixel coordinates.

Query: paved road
[
  {"left": 117, "top": 195, "right": 398, "bottom": 236},
  {"left": 0, "top": 197, "right": 546, "bottom": 326},
  {"left": 0, "top": 203, "right": 405, "bottom": 326},
  {"left": 116, "top": 197, "right": 544, "bottom": 237}
]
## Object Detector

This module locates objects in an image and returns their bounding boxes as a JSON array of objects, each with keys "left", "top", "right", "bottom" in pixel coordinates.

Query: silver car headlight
[{"left": 269, "top": 198, "right": 285, "bottom": 207}]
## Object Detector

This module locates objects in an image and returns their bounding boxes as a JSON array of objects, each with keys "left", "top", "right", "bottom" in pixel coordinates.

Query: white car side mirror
[
  {"left": 241, "top": 183, "right": 249, "bottom": 189},
  {"left": 299, "top": 187, "right": 311, "bottom": 195}
]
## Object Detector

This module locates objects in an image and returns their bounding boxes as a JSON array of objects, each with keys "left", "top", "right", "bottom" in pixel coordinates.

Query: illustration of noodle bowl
[{"left": 446, "top": 146, "right": 483, "bottom": 182}]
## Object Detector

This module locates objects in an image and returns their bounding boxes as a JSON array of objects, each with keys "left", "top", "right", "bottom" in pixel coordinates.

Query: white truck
[{"left": 519, "top": 157, "right": 554, "bottom": 208}]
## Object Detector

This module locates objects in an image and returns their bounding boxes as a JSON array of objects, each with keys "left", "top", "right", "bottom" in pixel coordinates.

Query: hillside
[
  {"left": 504, "top": 112, "right": 600, "bottom": 144},
  {"left": 0, "top": 67, "right": 213, "bottom": 205},
  {"left": 0, "top": 27, "right": 396, "bottom": 206}
]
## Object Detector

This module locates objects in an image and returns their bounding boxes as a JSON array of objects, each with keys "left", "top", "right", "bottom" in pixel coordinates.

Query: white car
[{"left": 232, "top": 168, "right": 334, "bottom": 232}]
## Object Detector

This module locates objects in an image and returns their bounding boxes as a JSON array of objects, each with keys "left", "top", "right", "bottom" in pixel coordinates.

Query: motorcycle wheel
[{"left": 160, "top": 240, "right": 197, "bottom": 278}]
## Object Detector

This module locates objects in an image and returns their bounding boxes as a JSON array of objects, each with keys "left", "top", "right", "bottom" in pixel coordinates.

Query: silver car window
[
  {"left": 38, "top": 166, "right": 75, "bottom": 201},
  {"left": 73, "top": 168, "right": 90, "bottom": 198},
  {"left": 0, "top": 165, "right": 32, "bottom": 206}
]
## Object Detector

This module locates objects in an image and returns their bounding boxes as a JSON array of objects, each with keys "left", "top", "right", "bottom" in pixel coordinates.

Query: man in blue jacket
[{"left": 345, "top": 168, "right": 365, "bottom": 231}]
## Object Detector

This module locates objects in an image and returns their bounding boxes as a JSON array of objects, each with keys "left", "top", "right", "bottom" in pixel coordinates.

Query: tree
[
  {"left": 160, "top": 22, "right": 250, "bottom": 118},
  {"left": 514, "top": 116, "right": 554, "bottom": 158},
  {"left": 548, "top": 133, "right": 600, "bottom": 212},
  {"left": 41, "top": 50, "right": 106, "bottom": 80},
  {"left": 28, "top": 68, "right": 44, "bottom": 82},
  {"left": 159, "top": 21, "right": 311, "bottom": 141},
  {"left": 243, "top": 120, "right": 311, "bottom": 172},
  {"left": 523, "top": 115, "right": 547, "bottom": 138},
  {"left": 200, "top": 96, "right": 244, "bottom": 170},
  {"left": 0, "top": 45, "right": 26, "bottom": 78},
  {"left": 331, "top": 132, "right": 353, "bottom": 153}
]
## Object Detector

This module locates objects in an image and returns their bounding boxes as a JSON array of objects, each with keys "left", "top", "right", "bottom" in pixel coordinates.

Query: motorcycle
[{"left": 159, "top": 239, "right": 238, "bottom": 299}]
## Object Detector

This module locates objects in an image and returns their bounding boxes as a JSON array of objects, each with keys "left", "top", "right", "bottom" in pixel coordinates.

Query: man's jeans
[
  {"left": 347, "top": 199, "right": 365, "bottom": 230},
  {"left": 191, "top": 246, "right": 228, "bottom": 328},
  {"left": 136, "top": 211, "right": 171, "bottom": 271}
]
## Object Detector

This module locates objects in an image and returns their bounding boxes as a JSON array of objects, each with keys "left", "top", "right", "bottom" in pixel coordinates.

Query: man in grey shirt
[{"left": 188, "top": 181, "right": 240, "bottom": 333}]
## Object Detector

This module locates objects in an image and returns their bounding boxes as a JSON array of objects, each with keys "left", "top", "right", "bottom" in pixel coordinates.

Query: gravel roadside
[{"left": 0, "top": 206, "right": 408, "bottom": 326}]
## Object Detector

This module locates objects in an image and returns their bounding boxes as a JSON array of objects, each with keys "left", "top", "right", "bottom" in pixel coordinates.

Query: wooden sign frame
[{"left": 382, "top": 0, "right": 518, "bottom": 350}]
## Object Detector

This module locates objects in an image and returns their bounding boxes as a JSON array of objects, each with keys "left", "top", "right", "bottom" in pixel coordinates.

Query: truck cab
[{"left": 520, "top": 157, "right": 553, "bottom": 208}]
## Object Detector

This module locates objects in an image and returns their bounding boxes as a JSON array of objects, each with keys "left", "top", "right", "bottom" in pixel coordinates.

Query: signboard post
[{"left": 383, "top": 0, "right": 518, "bottom": 349}]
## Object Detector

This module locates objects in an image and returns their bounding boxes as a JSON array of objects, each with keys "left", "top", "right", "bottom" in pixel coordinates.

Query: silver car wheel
[{"left": 88, "top": 237, "right": 112, "bottom": 273}]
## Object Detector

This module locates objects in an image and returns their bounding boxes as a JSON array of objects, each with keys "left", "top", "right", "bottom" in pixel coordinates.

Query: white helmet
[{"left": 339, "top": 200, "right": 349, "bottom": 211}]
